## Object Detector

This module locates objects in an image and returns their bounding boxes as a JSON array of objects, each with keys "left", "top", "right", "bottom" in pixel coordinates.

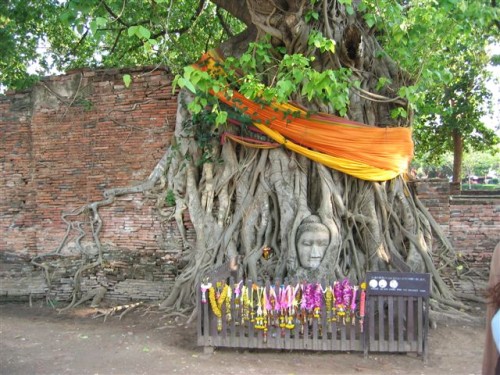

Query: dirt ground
[{"left": 0, "top": 301, "right": 486, "bottom": 375}]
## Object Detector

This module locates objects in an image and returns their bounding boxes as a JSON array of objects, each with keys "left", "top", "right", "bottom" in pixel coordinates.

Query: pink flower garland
[
  {"left": 304, "top": 283, "right": 315, "bottom": 311},
  {"left": 333, "top": 281, "right": 343, "bottom": 313},
  {"left": 313, "top": 283, "right": 323, "bottom": 309},
  {"left": 342, "top": 278, "right": 353, "bottom": 311}
]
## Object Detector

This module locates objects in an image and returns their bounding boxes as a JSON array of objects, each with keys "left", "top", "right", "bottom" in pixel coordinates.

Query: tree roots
[{"left": 31, "top": 89, "right": 473, "bottom": 322}]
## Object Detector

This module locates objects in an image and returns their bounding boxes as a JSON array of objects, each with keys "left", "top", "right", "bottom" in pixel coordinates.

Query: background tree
[
  {"left": 367, "top": 0, "right": 499, "bottom": 184},
  {"left": 1, "top": 0, "right": 245, "bottom": 90},
  {"left": 3, "top": 0, "right": 499, "bottom": 319},
  {"left": 461, "top": 148, "right": 500, "bottom": 184},
  {"left": 414, "top": 46, "right": 499, "bottom": 183},
  {"left": 1, "top": 0, "right": 66, "bottom": 89},
  {"left": 412, "top": 148, "right": 500, "bottom": 182}
]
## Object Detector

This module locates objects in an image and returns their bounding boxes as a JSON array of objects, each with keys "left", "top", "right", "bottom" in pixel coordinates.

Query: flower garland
[
  {"left": 233, "top": 280, "right": 242, "bottom": 309},
  {"left": 200, "top": 281, "right": 212, "bottom": 304},
  {"left": 208, "top": 284, "right": 229, "bottom": 317},
  {"left": 205, "top": 279, "right": 367, "bottom": 337},
  {"left": 241, "top": 285, "right": 249, "bottom": 323},
  {"left": 359, "top": 282, "right": 367, "bottom": 332},
  {"left": 341, "top": 278, "right": 353, "bottom": 323},
  {"left": 225, "top": 285, "right": 232, "bottom": 322},
  {"left": 312, "top": 283, "right": 323, "bottom": 319},
  {"left": 333, "top": 281, "right": 345, "bottom": 319},
  {"left": 325, "top": 287, "right": 331, "bottom": 320}
]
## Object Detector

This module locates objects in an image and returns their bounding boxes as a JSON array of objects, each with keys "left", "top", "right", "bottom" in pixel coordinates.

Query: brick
[{"left": 1, "top": 67, "right": 183, "bottom": 302}]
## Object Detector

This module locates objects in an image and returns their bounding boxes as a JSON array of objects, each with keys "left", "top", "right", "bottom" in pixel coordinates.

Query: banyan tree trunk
[
  {"left": 35, "top": 0, "right": 464, "bottom": 318},
  {"left": 159, "top": 1, "right": 464, "bottom": 315},
  {"left": 162, "top": 0, "right": 464, "bottom": 308}
]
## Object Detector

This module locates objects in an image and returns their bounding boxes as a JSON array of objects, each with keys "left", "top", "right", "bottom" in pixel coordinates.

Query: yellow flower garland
[{"left": 208, "top": 284, "right": 229, "bottom": 318}]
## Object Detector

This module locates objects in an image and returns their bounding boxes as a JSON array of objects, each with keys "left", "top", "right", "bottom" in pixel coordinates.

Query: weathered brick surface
[
  {"left": 413, "top": 180, "right": 500, "bottom": 267},
  {"left": 413, "top": 179, "right": 500, "bottom": 294},
  {"left": 1, "top": 69, "right": 499, "bottom": 302},
  {"left": 411, "top": 179, "right": 451, "bottom": 236},
  {"left": 1, "top": 67, "right": 184, "bottom": 302},
  {"left": 449, "top": 197, "right": 500, "bottom": 272}
]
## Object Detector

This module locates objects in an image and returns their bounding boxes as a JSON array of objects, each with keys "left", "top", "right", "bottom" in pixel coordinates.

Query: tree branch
[
  {"left": 210, "top": 0, "right": 252, "bottom": 26},
  {"left": 102, "top": 0, "right": 130, "bottom": 27},
  {"left": 118, "top": 0, "right": 208, "bottom": 59},
  {"left": 216, "top": 6, "right": 234, "bottom": 37},
  {"left": 110, "top": 28, "right": 124, "bottom": 54}
]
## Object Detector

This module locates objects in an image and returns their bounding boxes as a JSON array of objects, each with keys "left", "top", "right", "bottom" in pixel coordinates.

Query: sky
[{"left": 483, "top": 44, "right": 500, "bottom": 135}]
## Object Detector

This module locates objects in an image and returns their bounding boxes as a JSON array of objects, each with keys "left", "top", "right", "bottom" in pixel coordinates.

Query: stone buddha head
[{"left": 295, "top": 215, "right": 330, "bottom": 270}]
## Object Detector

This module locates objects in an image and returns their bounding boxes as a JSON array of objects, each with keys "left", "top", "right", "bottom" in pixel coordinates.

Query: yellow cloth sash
[{"left": 193, "top": 51, "right": 414, "bottom": 181}]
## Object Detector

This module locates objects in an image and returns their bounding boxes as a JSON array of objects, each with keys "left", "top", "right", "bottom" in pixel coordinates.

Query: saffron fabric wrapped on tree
[{"left": 194, "top": 50, "right": 414, "bottom": 182}]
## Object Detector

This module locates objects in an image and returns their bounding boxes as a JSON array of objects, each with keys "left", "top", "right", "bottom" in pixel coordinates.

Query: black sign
[{"left": 365, "top": 272, "right": 431, "bottom": 297}]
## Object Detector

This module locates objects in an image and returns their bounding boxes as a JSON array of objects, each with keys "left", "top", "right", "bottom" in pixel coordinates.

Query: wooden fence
[
  {"left": 364, "top": 272, "right": 430, "bottom": 362},
  {"left": 197, "top": 271, "right": 430, "bottom": 362}
]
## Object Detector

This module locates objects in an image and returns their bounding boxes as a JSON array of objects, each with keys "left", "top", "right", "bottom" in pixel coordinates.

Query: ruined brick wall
[
  {"left": 411, "top": 179, "right": 451, "bottom": 235},
  {"left": 1, "top": 69, "right": 498, "bottom": 303},
  {"left": 449, "top": 195, "right": 499, "bottom": 273},
  {"left": 0, "top": 67, "right": 188, "bottom": 302},
  {"left": 413, "top": 179, "right": 500, "bottom": 293}
]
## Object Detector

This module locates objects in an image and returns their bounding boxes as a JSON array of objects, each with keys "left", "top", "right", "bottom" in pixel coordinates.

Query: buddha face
[{"left": 296, "top": 217, "right": 330, "bottom": 270}]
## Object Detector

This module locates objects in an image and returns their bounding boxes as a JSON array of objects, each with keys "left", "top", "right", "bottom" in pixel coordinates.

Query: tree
[
  {"left": 1, "top": 0, "right": 245, "bottom": 90},
  {"left": 462, "top": 147, "right": 500, "bottom": 179},
  {"left": 1, "top": 0, "right": 64, "bottom": 90},
  {"left": 412, "top": 148, "right": 500, "bottom": 181},
  {"left": 4, "top": 0, "right": 499, "bottom": 319},
  {"left": 414, "top": 45, "right": 499, "bottom": 183},
  {"left": 365, "top": 0, "right": 499, "bottom": 184}
]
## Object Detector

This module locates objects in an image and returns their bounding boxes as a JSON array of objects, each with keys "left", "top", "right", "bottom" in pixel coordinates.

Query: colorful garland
[
  {"left": 203, "top": 279, "right": 367, "bottom": 335},
  {"left": 207, "top": 283, "right": 229, "bottom": 331}
]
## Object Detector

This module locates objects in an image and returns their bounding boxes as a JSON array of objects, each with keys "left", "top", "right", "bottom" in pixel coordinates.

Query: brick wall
[
  {"left": 411, "top": 179, "right": 451, "bottom": 236},
  {"left": 449, "top": 196, "right": 499, "bottom": 272},
  {"left": 1, "top": 69, "right": 498, "bottom": 303},
  {"left": 0, "top": 67, "right": 186, "bottom": 302},
  {"left": 413, "top": 179, "right": 500, "bottom": 293}
]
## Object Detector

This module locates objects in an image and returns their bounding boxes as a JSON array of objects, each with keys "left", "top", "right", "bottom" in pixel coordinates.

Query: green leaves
[
  {"left": 174, "top": 65, "right": 216, "bottom": 95},
  {"left": 128, "top": 25, "right": 151, "bottom": 40},
  {"left": 376, "top": 77, "right": 392, "bottom": 91},
  {"left": 89, "top": 17, "right": 107, "bottom": 35},
  {"left": 390, "top": 108, "right": 408, "bottom": 120},
  {"left": 305, "top": 10, "right": 319, "bottom": 23},
  {"left": 176, "top": 77, "right": 196, "bottom": 94},
  {"left": 215, "top": 110, "right": 228, "bottom": 126},
  {"left": 123, "top": 74, "right": 132, "bottom": 88},
  {"left": 300, "top": 69, "right": 351, "bottom": 116},
  {"left": 1, "top": 0, "right": 248, "bottom": 91},
  {"left": 173, "top": 65, "right": 231, "bottom": 127},
  {"left": 308, "top": 31, "right": 336, "bottom": 54}
]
